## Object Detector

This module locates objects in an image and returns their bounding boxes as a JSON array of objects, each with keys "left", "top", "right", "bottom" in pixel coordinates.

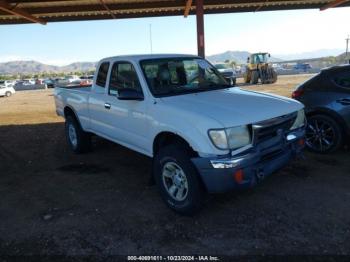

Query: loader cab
[{"left": 249, "top": 53, "right": 270, "bottom": 65}]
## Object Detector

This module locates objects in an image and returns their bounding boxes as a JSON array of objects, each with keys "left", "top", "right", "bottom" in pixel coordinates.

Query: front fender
[{"left": 150, "top": 125, "right": 229, "bottom": 157}]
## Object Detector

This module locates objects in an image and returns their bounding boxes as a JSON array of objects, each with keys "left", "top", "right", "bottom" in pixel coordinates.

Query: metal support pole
[
  {"left": 346, "top": 35, "right": 349, "bottom": 64},
  {"left": 196, "top": 0, "right": 205, "bottom": 58}
]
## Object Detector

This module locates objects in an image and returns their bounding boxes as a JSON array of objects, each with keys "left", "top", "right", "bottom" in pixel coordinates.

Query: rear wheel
[
  {"left": 305, "top": 114, "right": 343, "bottom": 153},
  {"left": 153, "top": 144, "right": 205, "bottom": 215},
  {"left": 271, "top": 70, "right": 278, "bottom": 83},
  {"left": 5, "top": 91, "right": 11, "bottom": 97},
  {"left": 65, "top": 115, "right": 91, "bottom": 153}
]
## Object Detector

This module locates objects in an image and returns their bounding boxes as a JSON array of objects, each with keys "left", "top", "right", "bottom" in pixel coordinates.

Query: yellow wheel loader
[{"left": 243, "top": 53, "right": 277, "bottom": 84}]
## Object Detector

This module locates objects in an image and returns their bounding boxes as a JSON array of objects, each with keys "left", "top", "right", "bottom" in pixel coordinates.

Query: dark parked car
[
  {"left": 43, "top": 79, "right": 55, "bottom": 88},
  {"left": 292, "top": 65, "right": 350, "bottom": 153},
  {"left": 294, "top": 63, "right": 312, "bottom": 72}
]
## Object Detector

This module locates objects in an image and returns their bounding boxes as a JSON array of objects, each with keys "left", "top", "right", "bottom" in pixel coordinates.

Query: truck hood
[{"left": 160, "top": 88, "right": 303, "bottom": 128}]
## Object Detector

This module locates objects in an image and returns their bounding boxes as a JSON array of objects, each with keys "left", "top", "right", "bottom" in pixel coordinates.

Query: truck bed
[
  {"left": 54, "top": 85, "right": 91, "bottom": 121},
  {"left": 56, "top": 85, "right": 92, "bottom": 92}
]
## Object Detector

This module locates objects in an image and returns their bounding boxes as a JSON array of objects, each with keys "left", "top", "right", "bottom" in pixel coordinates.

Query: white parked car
[
  {"left": 66, "top": 75, "right": 81, "bottom": 83},
  {"left": 54, "top": 54, "right": 305, "bottom": 214},
  {"left": 0, "top": 80, "right": 16, "bottom": 87},
  {"left": 22, "top": 79, "right": 35, "bottom": 85},
  {"left": 0, "top": 85, "right": 15, "bottom": 97},
  {"left": 56, "top": 75, "right": 81, "bottom": 86}
]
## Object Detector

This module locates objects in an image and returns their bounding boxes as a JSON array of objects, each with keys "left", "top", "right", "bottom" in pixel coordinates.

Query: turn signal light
[
  {"left": 233, "top": 169, "right": 244, "bottom": 184},
  {"left": 298, "top": 138, "right": 305, "bottom": 146}
]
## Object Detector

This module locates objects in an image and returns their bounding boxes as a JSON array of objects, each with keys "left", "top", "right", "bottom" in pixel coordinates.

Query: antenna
[{"left": 149, "top": 24, "right": 153, "bottom": 54}]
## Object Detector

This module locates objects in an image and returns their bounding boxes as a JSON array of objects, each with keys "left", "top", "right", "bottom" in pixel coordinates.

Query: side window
[
  {"left": 109, "top": 62, "right": 142, "bottom": 95},
  {"left": 96, "top": 62, "right": 110, "bottom": 88},
  {"left": 334, "top": 71, "right": 350, "bottom": 88}
]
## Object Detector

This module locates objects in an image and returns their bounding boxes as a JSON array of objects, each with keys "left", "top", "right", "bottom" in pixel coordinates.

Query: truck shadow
[{"left": 1, "top": 122, "right": 350, "bottom": 256}]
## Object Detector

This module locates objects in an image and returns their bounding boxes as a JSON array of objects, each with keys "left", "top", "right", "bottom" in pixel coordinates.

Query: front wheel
[
  {"left": 153, "top": 144, "right": 205, "bottom": 215},
  {"left": 5, "top": 91, "right": 11, "bottom": 97},
  {"left": 230, "top": 77, "right": 236, "bottom": 86},
  {"left": 305, "top": 114, "right": 343, "bottom": 153}
]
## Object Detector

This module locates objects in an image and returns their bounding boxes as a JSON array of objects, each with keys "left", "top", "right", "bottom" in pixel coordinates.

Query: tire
[
  {"left": 243, "top": 71, "right": 250, "bottom": 83},
  {"left": 153, "top": 144, "right": 205, "bottom": 215},
  {"left": 5, "top": 91, "right": 11, "bottom": 97},
  {"left": 271, "top": 70, "right": 278, "bottom": 83},
  {"left": 305, "top": 114, "right": 343, "bottom": 153},
  {"left": 231, "top": 78, "right": 236, "bottom": 87},
  {"left": 250, "top": 71, "right": 259, "bottom": 84},
  {"left": 65, "top": 115, "right": 91, "bottom": 153}
]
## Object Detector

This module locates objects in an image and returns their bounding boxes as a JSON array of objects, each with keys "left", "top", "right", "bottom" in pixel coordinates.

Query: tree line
[{"left": 0, "top": 70, "right": 96, "bottom": 80}]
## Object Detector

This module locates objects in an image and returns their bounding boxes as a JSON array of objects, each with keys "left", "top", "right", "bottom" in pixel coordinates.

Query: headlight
[
  {"left": 208, "top": 129, "right": 227, "bottom": 150},
  {"left": 226, "top": 126, "right": 251, "bottom": 149},
  {"left": 290, "top": 109, "right": 305, "bottom": 130},
  {"left": 209, "top": 125, "right": 251, "bottom": 150}
]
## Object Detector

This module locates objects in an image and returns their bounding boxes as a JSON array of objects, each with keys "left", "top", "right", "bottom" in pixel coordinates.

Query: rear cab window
[
  {"left": 108, "top": 61, "right": 142, "bottom": 96},
  {"left": 96, "top": 62, "right": 110, "bottom": 88},
  {"left": 333, "top": 70, "right": 350, "bottom": 89}
]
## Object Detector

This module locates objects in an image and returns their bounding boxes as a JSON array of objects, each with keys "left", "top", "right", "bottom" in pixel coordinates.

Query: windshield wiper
[
  {"left": 155, "top": 83, "right": 231, "bottom": 97},
  {"left": 197, "top": 83, "right": 231, "bottom": 91}
]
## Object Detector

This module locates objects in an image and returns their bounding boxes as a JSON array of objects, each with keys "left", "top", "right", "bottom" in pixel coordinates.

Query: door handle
[
  {"left": 104, "top": 103, "right": 111, "bottom": 109},
  {"left": 336, "top": 98, "right": 350, "bottom": 105}
]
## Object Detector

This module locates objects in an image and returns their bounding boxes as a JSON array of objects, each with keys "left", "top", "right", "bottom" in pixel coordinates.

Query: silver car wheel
[
  {"left": 68, "top": 123, "right": 78, "bottom": 148},
  {"left": 162, "top": 162, "right": 188, "bottom": 201}
]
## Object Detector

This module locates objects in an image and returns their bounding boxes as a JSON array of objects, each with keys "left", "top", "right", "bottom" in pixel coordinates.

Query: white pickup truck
[{"left": 54, "top": 54, "right": 305, "bottom": 215}]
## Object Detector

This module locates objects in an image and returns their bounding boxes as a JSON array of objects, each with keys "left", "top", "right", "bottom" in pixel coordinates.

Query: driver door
[{"left": 103, "top": 61, "right": 149, "bottom": 153}]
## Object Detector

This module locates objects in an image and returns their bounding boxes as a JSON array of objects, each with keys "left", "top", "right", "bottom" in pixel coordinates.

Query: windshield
[
  {"left": 252, "top": 54, "right": 268, "bottom": 64},
  {"left": 214, "top": 63, "right": 230, "bottom": 69},
  {"left": 140, "top": 57, "right": 229, "bottom": 97}
]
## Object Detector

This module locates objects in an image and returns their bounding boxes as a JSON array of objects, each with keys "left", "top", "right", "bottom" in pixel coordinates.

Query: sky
[{"left": 0, "top": 7, "right": 349, "bottom": 66}]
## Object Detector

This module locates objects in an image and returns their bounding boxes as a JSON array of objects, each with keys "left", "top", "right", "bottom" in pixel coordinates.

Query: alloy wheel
[
  {"left": 162, "top": 162, "right": 189, "bottom": 201},
  {"left": 306, "top": 118, "right": 335, "bottom": 152},
  {"left": 68, "top": 123, "right": 78, "bottom": 148}
]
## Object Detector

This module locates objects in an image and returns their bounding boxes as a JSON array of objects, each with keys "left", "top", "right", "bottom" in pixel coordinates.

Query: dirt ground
[{"left": 0, "top": 74, "right": 349, "bottom": 257}]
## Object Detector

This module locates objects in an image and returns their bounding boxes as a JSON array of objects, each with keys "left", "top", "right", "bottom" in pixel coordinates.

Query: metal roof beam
[
  {"left": 99, "top": 0, "right": 116, "bottom": 19},
  {"left": 255, "top": 0, "right": 268, "bottom": 12},
  {"left": 184, "top": 0, "right": 193, "bottom": 17},
  {"left": 320, "top": 0, "right": 349, "bottom": 10},
  {"left": 0, "top": 0, "right": 46, "bottom": 24}
]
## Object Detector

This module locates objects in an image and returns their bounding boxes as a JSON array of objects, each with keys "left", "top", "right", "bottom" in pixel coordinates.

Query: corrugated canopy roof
[{"left": 0, "top": 0, "right": 349, "bottom": 25}]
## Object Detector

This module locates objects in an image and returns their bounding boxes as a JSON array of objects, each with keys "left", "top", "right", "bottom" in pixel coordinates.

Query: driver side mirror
[{"left": 117, "top": 88, "right": 144, "bottom": 101}]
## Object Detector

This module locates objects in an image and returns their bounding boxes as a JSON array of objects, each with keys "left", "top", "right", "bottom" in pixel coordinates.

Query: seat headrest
[{"left": 157, "top": 66, "right": 171, "bottom": 82}]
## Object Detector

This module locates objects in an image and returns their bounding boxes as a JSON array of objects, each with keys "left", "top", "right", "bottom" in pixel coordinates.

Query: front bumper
[
  {"left": 223, "top": 76, "right": 236, "bottom": 85},
  {"left": 191, "top": 128, "right": 305, "bottom": 193}
]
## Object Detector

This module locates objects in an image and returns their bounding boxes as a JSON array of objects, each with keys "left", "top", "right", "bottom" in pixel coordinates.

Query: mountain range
[
  {"left": 0, "top": 60, "right": 96, "bottom": 75},
  {"left": 0, "top": 49, "right": 346, "bottom": 74},
  {"left": 206, "top": 51, "right": 282, "bottom": 64},
  {"left": 275, "top": 48, "right": 343, "bottom": 61}
]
